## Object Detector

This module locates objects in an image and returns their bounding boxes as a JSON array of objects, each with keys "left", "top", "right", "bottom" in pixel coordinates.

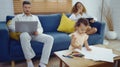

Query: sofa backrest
[
  {"left": 6, "top": 16, "right": 14, "bottom": 23},
  {"left": 37, "top": 14, "right": 61, "bottom": 32},
  {"left": 6, "top": 14, "right": 71, "bottom": 32}
]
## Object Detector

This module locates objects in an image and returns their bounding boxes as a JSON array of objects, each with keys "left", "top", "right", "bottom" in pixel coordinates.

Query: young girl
[
  {"left": 69, "top": 18, "right": 91, "bottom": 51},
  {"left": 69, "top": 2, "right": 97, "bottom": 35}
]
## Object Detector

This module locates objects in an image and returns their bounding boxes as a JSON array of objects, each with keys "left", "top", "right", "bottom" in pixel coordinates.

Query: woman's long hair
[{"left": 71, "top": 2, "right": 87, "bottom": 15}]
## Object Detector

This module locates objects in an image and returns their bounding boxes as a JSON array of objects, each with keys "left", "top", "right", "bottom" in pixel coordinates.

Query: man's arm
[{"left": 36, "top": 16, "right": 43, "bottom": 34}]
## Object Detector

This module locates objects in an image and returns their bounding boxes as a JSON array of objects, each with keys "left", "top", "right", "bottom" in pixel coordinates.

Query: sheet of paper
[{"left": 75, "top": 46, "right": 117, "bottom": 62}]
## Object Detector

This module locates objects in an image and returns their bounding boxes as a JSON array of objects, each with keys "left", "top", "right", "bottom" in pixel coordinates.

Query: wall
[
  {"left": 110, "top": 0, "right": 120, "bottom": 39},
  {"left": 0, "top": 0, "right": 14, "bottom": 21}
]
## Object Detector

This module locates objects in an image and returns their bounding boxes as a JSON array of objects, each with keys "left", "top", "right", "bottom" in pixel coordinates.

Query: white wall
[
  {"left": 0, "top": 0, "right": 14, "bottom": 21},
  {"left": 72, "top": 0, "right": 102, "bottom": 21},
  {"left": 110, "top": 0, "right": 120, "bottom": 39}
]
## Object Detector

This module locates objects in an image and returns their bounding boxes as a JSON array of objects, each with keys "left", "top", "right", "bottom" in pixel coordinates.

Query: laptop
[{"left": 15, "top": 21, "right": 38, "bottom": 33}]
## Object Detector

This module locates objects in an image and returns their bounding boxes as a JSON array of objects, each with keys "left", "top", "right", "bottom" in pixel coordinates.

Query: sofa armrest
[
  {"left": 90, "top": 21, "right": 105, "bottom": 35},
  {"left": 0, "top": 22, "right": 10, "bottom": 62},
  {"left": 90, "top": 22, "right": 105, "bottom": 44}
]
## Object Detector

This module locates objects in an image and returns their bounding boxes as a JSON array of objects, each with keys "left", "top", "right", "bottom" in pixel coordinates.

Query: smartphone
[{"left": 86, "top": 18, "right": 93, "bottom": 21}]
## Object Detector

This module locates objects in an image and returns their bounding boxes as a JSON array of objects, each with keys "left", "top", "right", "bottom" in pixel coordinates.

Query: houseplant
[{"left": 102, "top": 0, "right": 117, "bottom": 40}]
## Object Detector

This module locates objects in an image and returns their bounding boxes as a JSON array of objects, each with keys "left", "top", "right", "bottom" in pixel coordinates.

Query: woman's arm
[{"left": 36, "top": 16, "right": 43, "bottom": 34}]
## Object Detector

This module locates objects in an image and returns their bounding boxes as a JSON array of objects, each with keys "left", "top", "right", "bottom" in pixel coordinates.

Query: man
[{"left": 8, "top": 1, "right": 54, "bottom": 67}]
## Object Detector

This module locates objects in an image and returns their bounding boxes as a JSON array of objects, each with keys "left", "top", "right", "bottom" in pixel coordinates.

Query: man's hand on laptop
[{"left": 33, "top": 31, "right": 39, "bottom": 35}]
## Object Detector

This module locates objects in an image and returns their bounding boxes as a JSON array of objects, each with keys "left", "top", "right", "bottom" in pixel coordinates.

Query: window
[{"left": 13, "top": 0, "right": 72, "bottom": 14}]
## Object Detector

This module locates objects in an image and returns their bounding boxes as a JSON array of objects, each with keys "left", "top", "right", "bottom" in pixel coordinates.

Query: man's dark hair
[
  {"left": 75, "top": 18, "right": 89, "bottom": 27},
  {"left": 23, "top": 1, "right": 31, "bottom": 6}
]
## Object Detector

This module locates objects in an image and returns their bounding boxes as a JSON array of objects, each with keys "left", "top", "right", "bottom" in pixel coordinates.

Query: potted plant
[{"left": 102, "top": 1, "right": 117, "bottom": 40}]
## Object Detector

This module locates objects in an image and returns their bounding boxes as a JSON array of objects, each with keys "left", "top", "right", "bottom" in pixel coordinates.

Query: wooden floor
[{"left": 0, "top": 40, "right": 120, "bottom": 67}]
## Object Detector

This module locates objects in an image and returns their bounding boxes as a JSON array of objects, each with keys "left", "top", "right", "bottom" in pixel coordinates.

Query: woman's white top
[{"left": 69, "top": 13, "right": 96, "bottom": 22}]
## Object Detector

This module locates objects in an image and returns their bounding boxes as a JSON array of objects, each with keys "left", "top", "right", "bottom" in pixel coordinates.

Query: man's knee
[
  {"left": 47, "top": 35, "right": 54, "bottom": 41},
  {"left": 43, "top": 35, "right": 54, "bottom": 43},
  {"left": 20, "top": 32, "right": 31, "bottom": 40}
]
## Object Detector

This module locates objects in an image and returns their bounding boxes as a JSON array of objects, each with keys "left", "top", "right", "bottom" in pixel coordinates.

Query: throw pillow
[
  {"left": 7, "top": 20, "right": 21, "bottom": 40},
  {"left": 57, "top": 13, "right": 75, "bottom": 33}
]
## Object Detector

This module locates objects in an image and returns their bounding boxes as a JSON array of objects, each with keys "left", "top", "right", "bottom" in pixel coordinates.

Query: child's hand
[
  {"left": 87, "top": 48, "right": 92, "bottom": 51},
  {"left": 78, "top": 45, "right": 82, "bottom": 50}
]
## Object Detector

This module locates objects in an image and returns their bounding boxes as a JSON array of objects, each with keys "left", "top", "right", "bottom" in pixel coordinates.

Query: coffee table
[{"left": 54, "top": 45, "right": 120, "bottom": 67}]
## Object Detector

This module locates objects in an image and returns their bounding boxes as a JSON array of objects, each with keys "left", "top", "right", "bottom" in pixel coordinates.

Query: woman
[{"left": 69, "top": 2, "right": 97, "bottom": 35}]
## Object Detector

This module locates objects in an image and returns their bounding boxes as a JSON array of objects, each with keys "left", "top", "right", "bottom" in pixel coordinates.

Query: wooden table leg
[
  {"left": 60, "top": 59, "right": 62, "bottom": 67},
  {"left": 114, "top": 60, "right": 120, "bottom": 67},
  {"left": 11, "top": 60, "right": 15, "bottom": 67},
  {"left": 118, "top": 60, "right": 120, "bottom": 67},
  {"left": 65, "top": 64, "right": 69, "bottom": 67}
]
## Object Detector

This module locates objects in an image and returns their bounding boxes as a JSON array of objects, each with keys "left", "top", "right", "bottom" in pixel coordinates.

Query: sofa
[{"left": 0, "top": 14, "right": 105, "bottom": 63}]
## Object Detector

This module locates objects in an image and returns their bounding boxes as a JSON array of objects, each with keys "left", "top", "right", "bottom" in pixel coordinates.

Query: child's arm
[
  {"left": 71, "top": 35, "right": 79, "bottom": 48},
  {"left": 84, "top": 40, "right": 91, "bottom": 51}
]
